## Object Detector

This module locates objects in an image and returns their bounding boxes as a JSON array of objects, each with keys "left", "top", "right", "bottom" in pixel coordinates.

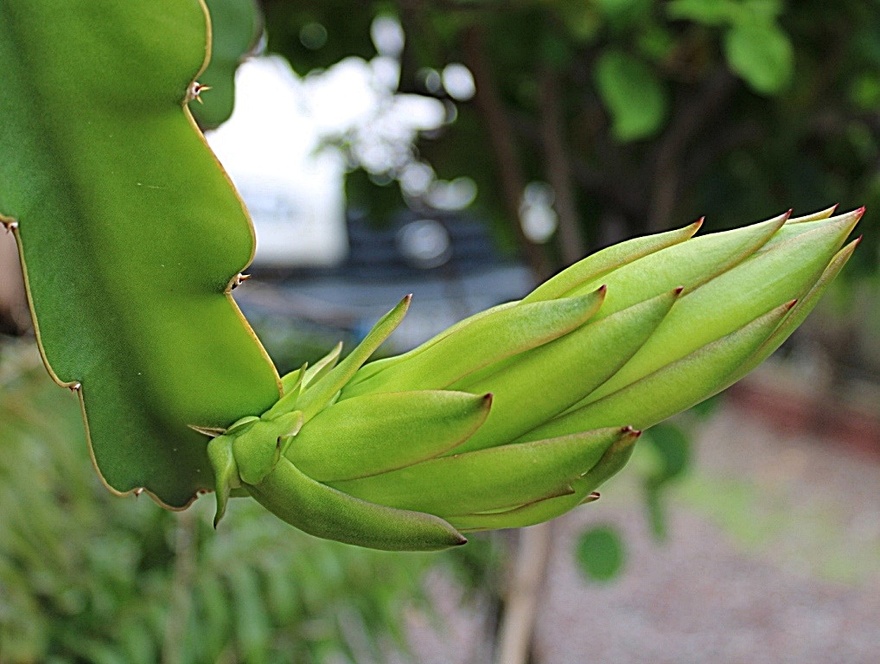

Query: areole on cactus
[{"left": 0, "top": 0, "right": 864, "bottom": 551}]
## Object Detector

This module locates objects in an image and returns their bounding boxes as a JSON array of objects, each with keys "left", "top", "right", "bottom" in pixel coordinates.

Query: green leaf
[
  {"left": 594, "top": 50, "right": 668, "bottom": 141},
  {"left": 594, "top": 0, "right": 653, "bottom": 25},
  {"left": 644, "top": 481, "right": 669, "bottom": 540},
  {"left": 724, "top": 20, "right": 794, "bottom": 95},
  {"left": 0, "top": 0, "right": 280, "bottom": 507},
  {"left": 645, "top": 422, "right": 691, "bottom": 483},
  {"left": 190, "top": 0, "right": 262, "bottom": 130},
  {"left": 643, "top": 422, "right": 692, "bottom": 542},
  {"left": 575, "top": 525, "right": 625, "bottom": 582},
  {"left": 667, "top": 0, "right": 782, "bottom": 26},
  {"left": 849, "top": 72, "right": 880, "bottom": 111}
]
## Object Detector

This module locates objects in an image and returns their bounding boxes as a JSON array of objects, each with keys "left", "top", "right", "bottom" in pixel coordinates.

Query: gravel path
[{"left": 404, "top": 395, "right": 880, "bottom": 663}]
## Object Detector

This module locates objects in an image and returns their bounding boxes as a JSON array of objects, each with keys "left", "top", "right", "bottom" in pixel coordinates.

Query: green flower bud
[{"left": 210, "top": 208, "right": 862, "bottom": 550}]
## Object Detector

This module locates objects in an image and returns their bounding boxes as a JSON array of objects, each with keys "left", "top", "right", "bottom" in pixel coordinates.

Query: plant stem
[{"left": 494, "top": 523, "right": 553, "bottom": 664}]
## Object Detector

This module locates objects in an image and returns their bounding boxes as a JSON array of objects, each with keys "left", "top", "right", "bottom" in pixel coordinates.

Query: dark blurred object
[
  {"left": 346, "top": 207, "right": 495, "bottom": 277},
  {"left": 0, "top": 230, "right": 31, "bottom": 336}
]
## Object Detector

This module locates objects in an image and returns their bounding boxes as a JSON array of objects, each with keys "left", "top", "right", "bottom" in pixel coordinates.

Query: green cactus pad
[{"left": 0, "top": 0, "right": 280, "bottom": 507}]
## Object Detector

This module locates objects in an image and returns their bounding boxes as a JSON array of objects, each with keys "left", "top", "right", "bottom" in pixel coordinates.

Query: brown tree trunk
[
  {"left": 463, "top": 25, "right": 549, "bottom": 281},
  {"left": 538, "top": 65, "right": 586, "bottom": 266}
]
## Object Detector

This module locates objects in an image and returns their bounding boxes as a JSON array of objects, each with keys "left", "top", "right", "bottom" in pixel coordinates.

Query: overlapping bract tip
[{"left": 208, "top": 207, "right": 862, "bottom": 550}]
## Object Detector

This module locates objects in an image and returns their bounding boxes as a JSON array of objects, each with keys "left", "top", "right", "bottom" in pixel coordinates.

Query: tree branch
[
  {"left": 462, "top": 24, "right": 549, "bottom": 280},
  {"left": 538, "top": 65, "right": 586, "bottom": 265}
]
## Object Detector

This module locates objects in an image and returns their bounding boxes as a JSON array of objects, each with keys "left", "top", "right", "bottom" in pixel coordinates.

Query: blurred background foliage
[
  {"left": 0, "top": 343, "right": 498, "bottom": 663},
  {"left": 259, "top": 0, "right": 880, "bottom": 276},
  {"left": 3, "top": 0, "right": 880, "bottom": 660}
]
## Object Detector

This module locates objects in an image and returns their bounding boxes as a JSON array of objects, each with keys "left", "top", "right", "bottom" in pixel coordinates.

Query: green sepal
[
  {"left": 451, "top": 289, "right": 679, "bottom": 452},
  {"left": 585, "top": 210, "right": 859, "bottom": 403},
  {"left": 446, "top": 430, "right": 637, "bottom": 532},
  {"left": 264, "top": 363, "right": 307, "bottom": 420},
  {"left": 302, "top": 342, "right": 343, "bottom": 389},
  {"left": 522, "top": 219, "right": 702, "bottom": 303},
  {"left": 524, "top": 299, "right": 794, "bottom": 439},
  {"left": 342, "top": 289, "right": 606, "bottom": 397},
  {"left": 787, "top": 205, "right": 838, "bottom": 224},
  {"left": 572, "top": 211, "right": 788, "bottom": 317},
  {"left": 730, "top": 237, "right": 860, "bottom": 384},
  {"left": 763, "top": 206, "right": 861, "bottom": 249},
  {"left": 207, "top": 434, "right": 238, "bottom": 527},
  {"left": 349, "top": 302, "right": 517, "bottom": 387},
  {"left": 330, "top": 427, "right": 633, "bottom": 516},
  {"left": 287, "top": 391, "right": 493, "bottom": 482},
  {"left": 297, "top": 295, "right": 411, "bottom": 420},
  {"left": 232, "top": 411, "right": 303, "bottom": 485},
  {"left": 280, "top": 363, "right": 307, "bottom": 397},
  {"left": 224, "top": 415, "right": 260, "bottom": 435},
  {"left": 247, "top": 457, "right": 467, "bottom": 551}
]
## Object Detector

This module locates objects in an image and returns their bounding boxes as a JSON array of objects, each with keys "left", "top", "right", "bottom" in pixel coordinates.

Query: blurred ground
[{"left": 401, "top": 373, "right": 880, "bottom": 663}]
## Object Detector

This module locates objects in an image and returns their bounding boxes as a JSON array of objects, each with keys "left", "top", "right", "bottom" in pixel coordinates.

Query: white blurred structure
[
  {"left": 205, "top": 42, "right": 452, "bottom": 269},
  {"left": 206, "top": 56, "right": 348, "bottom": 268}
]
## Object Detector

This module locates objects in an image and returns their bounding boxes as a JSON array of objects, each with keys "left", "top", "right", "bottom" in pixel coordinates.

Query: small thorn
[
  {"left": 134, "top": 487, "right": 144, "bottom": 497},
  {"left": 1, "top": 219, "right": 18, "bottom": 232},
  {"left": 579, "top": 491, "right": 601, "bottom": 505},
  {"left": 68, "top": 382, "right": 82, "bottom": 392},
  {"left": 186, "top": 81, "right": 211, "bottom": 104},
  {"left": 188, "top": 424, "right": 227, "bottom": 438},
  {"left": 783, "top": 208, "right": 793, "bottom": 220},
  {"left": 673, "top": 286, "right": 685, "bottom": 296},
  {"left": 785, "top": 299, "right": 798, "bottom": 311},
  {"left": 231, "top": 273, "right": 251, "bottom": 290}
]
